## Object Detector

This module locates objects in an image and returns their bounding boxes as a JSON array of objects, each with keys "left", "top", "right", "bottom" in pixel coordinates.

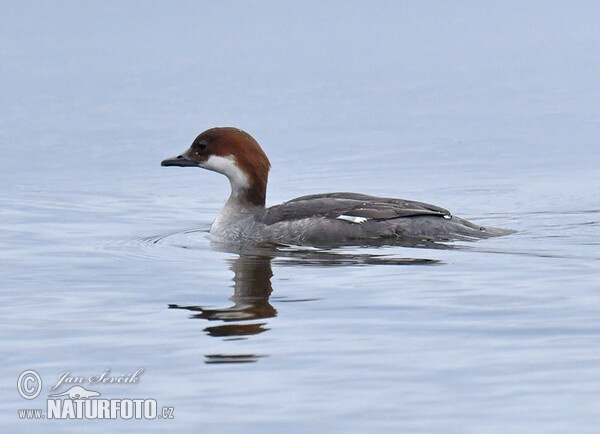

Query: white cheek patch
[
  {"left": 200, "top": 155, "right": 250, "bottom": 193},
  {"left": 336, "top": 215, "right": 370, "bottom": 224}
]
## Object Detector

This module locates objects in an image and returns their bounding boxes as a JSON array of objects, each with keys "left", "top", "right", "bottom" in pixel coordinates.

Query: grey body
[{"left": 210, "top": 192, "right": 513, "bottom": 246}]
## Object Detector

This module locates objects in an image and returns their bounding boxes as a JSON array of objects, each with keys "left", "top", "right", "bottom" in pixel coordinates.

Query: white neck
[
  {"left": 200, "top": 155, "right": 250, "bottom": 199},
  {"left": 203, "top": 155, "right": 263, "bottom": 238}
]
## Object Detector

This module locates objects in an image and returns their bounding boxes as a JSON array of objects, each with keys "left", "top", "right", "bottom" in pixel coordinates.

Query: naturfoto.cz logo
[{"left": 17, "top": 369, "right": 174, "bottom": 421}]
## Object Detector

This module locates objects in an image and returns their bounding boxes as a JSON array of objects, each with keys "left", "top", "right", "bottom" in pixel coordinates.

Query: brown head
[{"left": 162, "top": 127, "right": 271, "bottom": 207}]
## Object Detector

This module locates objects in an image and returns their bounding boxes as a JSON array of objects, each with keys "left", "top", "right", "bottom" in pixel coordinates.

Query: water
[{"left": 2, "top": 2, "right": 600, "bottom": 432}]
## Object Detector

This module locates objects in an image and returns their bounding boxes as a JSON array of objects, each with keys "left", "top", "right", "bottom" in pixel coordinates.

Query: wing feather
[{"left": 258, "top": 192, "right": 451, "bottom": 225}]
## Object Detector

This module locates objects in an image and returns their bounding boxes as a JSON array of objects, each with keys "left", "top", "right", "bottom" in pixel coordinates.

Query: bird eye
[{"left": 195, "top": 142, "right": 207, "bottom": 152}]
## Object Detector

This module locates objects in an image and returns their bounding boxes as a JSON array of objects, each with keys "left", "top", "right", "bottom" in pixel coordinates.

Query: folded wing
[{"left": 257, "top": 192, "right": 451, "bottom": 225}]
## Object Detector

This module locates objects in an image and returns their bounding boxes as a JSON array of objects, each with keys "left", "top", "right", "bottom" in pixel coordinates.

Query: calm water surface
[{"left": 2, "top": 2, "right": 600, "bottom": 432}]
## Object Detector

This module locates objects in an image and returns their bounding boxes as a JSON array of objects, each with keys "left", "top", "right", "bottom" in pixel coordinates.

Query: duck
[{"left": 161, "top": 127, "right": 513, "bottom": 246}]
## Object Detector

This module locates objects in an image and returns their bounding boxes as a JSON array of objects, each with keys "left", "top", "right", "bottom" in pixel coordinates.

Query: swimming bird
[{"left": 161, "top": 127, "right": 512, "bottom": 246}]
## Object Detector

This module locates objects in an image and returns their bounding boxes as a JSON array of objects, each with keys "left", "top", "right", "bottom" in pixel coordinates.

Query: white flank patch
[
  {"left": 336, "top": 215, "right": 369, "bottom": 224},
  {"left": 201, "top": 155, "right": 250, "bottom": 194}
]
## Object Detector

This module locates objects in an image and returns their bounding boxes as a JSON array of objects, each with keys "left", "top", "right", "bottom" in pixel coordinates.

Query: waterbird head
[{"left": 162, "top": 127, "right": 271, "bottom": 207}]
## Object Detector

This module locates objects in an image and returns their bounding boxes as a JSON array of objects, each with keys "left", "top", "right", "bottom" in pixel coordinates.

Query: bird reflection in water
[
  {"left": 169, "top": 254, "right": 276, "bottom": 339},
  {"left": 169, "top": 243, "right": 443, "bottom": 363}
]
